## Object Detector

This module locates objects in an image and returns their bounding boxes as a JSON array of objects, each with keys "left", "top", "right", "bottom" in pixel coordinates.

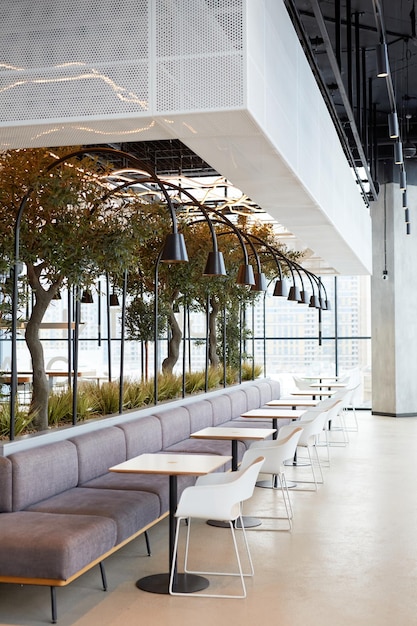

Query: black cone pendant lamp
[
  {"left": 309, "top": 294, "right": 320, "bottom": 308},
  {"left": 203, "top": 250, "right": 227, "bottom": 276},
  {"left": 81, "top": 289, "right": 93, "bottom": 303},
  {"left": 160, "top": 232, "right": 189, "bottom": 263},
  {"left": 109, "top": 292, "right": 120, "bottom": 306},
  {"left": 251, "top": 272, "right": 268, "bottom": 292},
  {"left": 236, "top": 264, "right": 255, "bottom": 286},
  {"left": 273, "top": 278, "right": 289, "bottom": 297},
  {"left": 288, "top": 284, "right": 301, "bottom": 302}
]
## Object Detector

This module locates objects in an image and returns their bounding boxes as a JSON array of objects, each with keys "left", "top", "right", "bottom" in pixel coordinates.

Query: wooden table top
[
  {"left": 109, "top": 453, "right": 232, "bottom": 476},
  {"left": 266, "top": 399, "right": 319, "bottom": 407},
  {"left": 0, "top": 375, "right": 32, "bottom": 384},
  {"left": 240, "top": 408, "right": 306, "bottom": 419},
  {"left": 309, "top": 382, "right": 347, "bottom": 389},
  {"left": 289, "top": 390, "right": 336, "bottom": 397},
  {"left": 191, "top": 426, "right": 276, "bottom": 441}
]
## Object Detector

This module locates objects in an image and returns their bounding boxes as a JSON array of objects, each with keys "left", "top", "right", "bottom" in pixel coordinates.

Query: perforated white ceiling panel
[
  {"left": 0, "top": 0, "right": 244, "bottom": 129},
  {"left": 0, "top": 0, "right": 371, "bottom": 274}
]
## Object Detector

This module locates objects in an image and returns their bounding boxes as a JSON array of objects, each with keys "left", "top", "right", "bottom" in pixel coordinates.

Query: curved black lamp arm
[
  {"left": 157, "top": 180, "right": 226, "bottom": 257},
  {"left": 245, "top": 232, "right": 298, "bottom": 287},
  {"left": 270, "top": 245, "right": 323, "bottom": 306},
  {"left": 244, "top": 233, "right": 327, "bottom": 308}
]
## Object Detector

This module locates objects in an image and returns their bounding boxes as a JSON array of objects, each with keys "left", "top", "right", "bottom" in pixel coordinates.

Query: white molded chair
[
  {"left": 240, "top": 426, "right": 303, "bottom": 530},
  {"left": 278, "top": 410, "right": 329, "bottom": 490},
  {"left": 169, "top": 456, "right": 265, "bottom": 598},
  {"left": 292, "top": 375, "right": 314, "bottom": 391}
]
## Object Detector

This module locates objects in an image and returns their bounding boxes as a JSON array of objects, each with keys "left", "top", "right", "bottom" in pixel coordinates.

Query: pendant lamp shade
[
  {"left": 325, "top": 300, "right": 331, "bottom": 311},
  {"left": 309, "top": 294, "right": 320, "bottom": 308},
  {"left": 394, "top": 140, "right": 403, "bottom": 164},
  {"left": 251, "top": 272, "right": 268, "bottom": 292},
  {"left": 388, "top": 112, "right": 399, "bottom": 139},
  {"left": 400, "top": 169, "right": 407, "bottom": 190},
  {"left": 319, "top": 297, "right": 327, "bottom": 310},
  {"left": 403, "top": 190, "right": 408, "bottom": 208},
  {"left": 273, "top": 278, "right": 289, "bottom": 297},
  {"left": 160, "top": 233, "right": 189, "bottom": 263},
  {"left": 203, "top": 251, "right": 227, "bottom": 276},
  {"left": 236, "top": 264, "right": 255, "bottom": 286},
  {"left": 288, "top": 285, "right": 301, "bottom": 302},
  {"left": 81, "top": 290, "right": 93, "bottom": 304},
  {"left": 299, "top": 290, "right": 310, "bottom": 304},
  {"left": 109, "top": 292, "right": 120, "bottom": 306},
  {"left": 376, "top": 43, "right": 389, "bottom": 77}
]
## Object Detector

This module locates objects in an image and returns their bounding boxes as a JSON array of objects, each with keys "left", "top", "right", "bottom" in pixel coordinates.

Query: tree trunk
[
  {"left": 25, "top": 265, "right": 59, "bottom": 431},
  {"left": 162, "top": 308, "right": 182, "bottom": 374},
  {"left": 208, "top": 296, "right": 220, "bottom": 368}
]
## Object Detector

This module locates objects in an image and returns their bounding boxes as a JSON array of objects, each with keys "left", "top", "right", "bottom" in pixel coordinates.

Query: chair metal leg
[
  {"left": 273, "top": 473, "right": 293, "bottom": 529},
  {"left": 50, "top": 586, "right": 57, "bottom": 624},
  {"left": 170, "top": 515, "right": 251, "bottom": 598}
]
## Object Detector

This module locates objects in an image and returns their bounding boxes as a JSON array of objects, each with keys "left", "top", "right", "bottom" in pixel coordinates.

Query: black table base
[
  {"left": 136, "top": 572, "right": 209, "bottom": 594},
  {"left": 256, "top": 478, "right": 297, "bottom": 489},
  {"left": 207, "top": 516, "right": 261, "bottom": 528}
]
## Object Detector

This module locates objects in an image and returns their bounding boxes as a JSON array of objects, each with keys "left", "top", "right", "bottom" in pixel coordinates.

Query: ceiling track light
[
  {"left": 376, "top": 43, "right": 389, "bottom": 77},
  {"left": 400, "top": 169, "right": 407, "bottom": 190},
  {"left": 394, "top": 141, "right": 403, "bottom": 164},
  {"left": 388, "top": 112, "right": 399, "bottom": 139}
]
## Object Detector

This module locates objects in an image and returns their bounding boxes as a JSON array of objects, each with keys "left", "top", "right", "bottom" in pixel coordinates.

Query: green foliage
[
  {"left": 85, "top": 381, "right": 121, "bottom": 416},
  {"left": 241, "top": 361, "right": 263, "bottom": 380},
  {"left": 125, "top": 296, "right": 167, "bottom": 341},
  {"left": 184, "top": 370, "right": 206, "bottom": 394},
  {"left": 156, "top": 373, "right": 182, "bottom": 401},
  {"left": 48, "top": 385, "right": 100, "bottom": 426},
  {"left": 0, "top": 402, "right": 34, "bottom": 438},
  {"left": 221, "top": 366, "right": 240, "bottom": 386},
  {"left": 123, "top": 378, "right": 154, "bottom": 408}
]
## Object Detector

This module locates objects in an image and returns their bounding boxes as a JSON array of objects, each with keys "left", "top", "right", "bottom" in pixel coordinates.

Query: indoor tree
[{"left": 0, "top": 147, "right": 155, "bottom": 430}]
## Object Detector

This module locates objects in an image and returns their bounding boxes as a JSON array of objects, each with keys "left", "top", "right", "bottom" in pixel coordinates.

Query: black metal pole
[
  {"left": 182, "top": 301, "right": 186, "bottom": 398},
  {"left": 205, "top": 293, "right": 210, "bottom": 392},
  {"left": 223, "top": 304, "right": 227, "bottom": 388},
  {"left": 154, "top": 249, "right": 163, "bottom": 405},
  {"left": 334, "top": 277, "right": 339, "bottom": 377},
  {"left": 72, "top": 288, "right": 80, "bottom": 425},
  {"left": 106, "top": 275, "right": 112, "bottom": 382},
  {"left": 118, "top": 270, "right": 127, "bottom": 414}
]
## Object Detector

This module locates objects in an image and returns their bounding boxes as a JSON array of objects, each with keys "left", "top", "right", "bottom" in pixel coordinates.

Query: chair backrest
[
  {"left": 296, "top": 410, "right": 329, "bottom": 445},
  {"left": 233, "top": 456, "right": 265, "bottom": 503},
  {"left": 175, "top": 456, "right": 265, "bottom": 522},
  {"left": 240, "top": 428, "right": 302, "bottom": 474},
  {"left": 293, "top": 375, "right": 313, "bottom": 391}
]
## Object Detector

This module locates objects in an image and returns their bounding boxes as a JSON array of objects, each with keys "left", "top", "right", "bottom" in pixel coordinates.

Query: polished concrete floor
[{"left": 1, "top": 410, "right": 417, "bottom": 626}]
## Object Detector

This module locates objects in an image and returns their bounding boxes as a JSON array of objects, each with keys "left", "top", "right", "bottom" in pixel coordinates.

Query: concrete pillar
[{"left": 371, "top": 162, "right": 417, "bottom": 416}]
